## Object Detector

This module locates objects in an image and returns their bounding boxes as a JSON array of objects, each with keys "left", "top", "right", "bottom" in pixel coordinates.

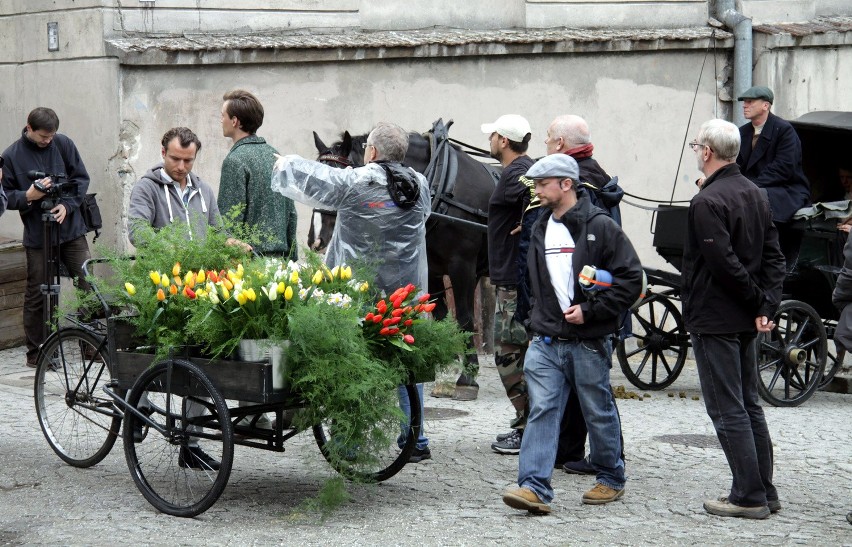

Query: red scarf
[{"left": 564, "top": 143, "right": 594, "bottom": 159}]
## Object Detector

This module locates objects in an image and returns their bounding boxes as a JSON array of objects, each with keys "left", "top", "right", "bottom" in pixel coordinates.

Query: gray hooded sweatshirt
[{"left": 127, "top": 164, "right": 221, "bottom": 245}]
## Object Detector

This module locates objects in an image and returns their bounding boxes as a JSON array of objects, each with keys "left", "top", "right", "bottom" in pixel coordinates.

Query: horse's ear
[
  {"left": 341, "top": 131, "right": 353, "bottom": 155},
  {"left": 313, "top": 131, "right": 328, "bottom": 153}
]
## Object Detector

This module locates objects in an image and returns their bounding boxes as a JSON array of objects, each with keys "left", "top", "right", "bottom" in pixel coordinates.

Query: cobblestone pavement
[{"left": 0, "top": 343, "right": 849, "bottom": 546}]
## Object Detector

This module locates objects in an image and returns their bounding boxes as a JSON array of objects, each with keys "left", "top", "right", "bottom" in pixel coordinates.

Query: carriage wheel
[
  {"left": 616, "top": 294, "right": 688, "bottom": 390},
  {"left": 313, "top": 383, "right": 419, "bottom": 483},
  {"left": 34, "top": 327, "right": 121, "bottom": 468},
  {"left": 123, "top": 359, "right": 233, "bottom": 517},
  {"left": 757, "top": 300, "right": 827, "bottom": 407},
  {"left": 820, "top": 344, "right": 845, "bottom": 389}
]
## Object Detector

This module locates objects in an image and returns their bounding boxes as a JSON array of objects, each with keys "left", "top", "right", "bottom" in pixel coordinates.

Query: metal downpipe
[{"left": 715, "top": 0, "right": 753, "bottom": 126}]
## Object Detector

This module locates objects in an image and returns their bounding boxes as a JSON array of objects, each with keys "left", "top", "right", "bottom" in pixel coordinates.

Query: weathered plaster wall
[{"left": 114, "top": 51, "right": 719, "bottom": 266}]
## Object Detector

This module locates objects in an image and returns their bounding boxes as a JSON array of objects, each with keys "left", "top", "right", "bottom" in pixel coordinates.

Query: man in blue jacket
[
  {"left": 736, "top": 86, "right": 809, "bottom": 270},
  {"left": 1, "top": 107, "right": 91, "bottom": 367}
]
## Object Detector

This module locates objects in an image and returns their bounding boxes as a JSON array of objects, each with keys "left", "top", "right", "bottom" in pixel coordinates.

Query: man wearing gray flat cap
[
  {"left": 736, "top": 85, "right": 810, "bottom": 271},
  {"left": 502, "top": 153, "right": 642, "bottom": 514}
]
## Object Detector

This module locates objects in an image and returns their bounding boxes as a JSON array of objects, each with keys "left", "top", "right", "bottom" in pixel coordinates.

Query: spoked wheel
[
  {"left": 34, "top": 327, "right": 121, "bottom": 467},
  {"left": 313, "top": 383, "right": 419, "bottom": 483},
  {"left": 757, "top": 300, "right": 827, "bottom": 407},
  {"left": 616, "top": 294, "right": 688, "bottom": 390},
  {"left": 122, "top": 359, "right": 233, "bottom": 517}
]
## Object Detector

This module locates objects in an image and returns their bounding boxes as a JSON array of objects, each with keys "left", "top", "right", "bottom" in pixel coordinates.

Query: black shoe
[
  {"left": 179, "top": 446, "right": 221, "bottom": 470},
  {"left": 26, "top": 356, "right": 37, "bottom": 368},
  {"left": 562, "top": 456, "right": 596, "bottom": 475},
  {"left": 491, "top": 429, "right": 522, "bottom": 455},
  {"left": 408, "top": 446, "right": 431, "bottom": 463},
  {"left": 495, "top": 430, "right": 515, "bottom": 442}
]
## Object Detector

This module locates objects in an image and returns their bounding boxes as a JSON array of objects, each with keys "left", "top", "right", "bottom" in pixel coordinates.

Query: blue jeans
[
  {"left": 691, "top": 333, "right": 777, "bottom": 507},
  {"left": 519, "top": 336, "right": 625, "bottom": 502},
  {"left": 398, "top": 383, "right": 428, "bottom": 450}
]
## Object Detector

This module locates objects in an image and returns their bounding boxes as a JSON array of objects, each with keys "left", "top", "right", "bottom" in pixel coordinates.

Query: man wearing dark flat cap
[{"left": 736, "top": 85, "right": 810, "bottom": 271}]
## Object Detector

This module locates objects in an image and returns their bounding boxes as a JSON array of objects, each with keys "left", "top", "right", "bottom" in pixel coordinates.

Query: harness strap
[{"left": 317, "top": 153, "right": 352, "bottom": 167}]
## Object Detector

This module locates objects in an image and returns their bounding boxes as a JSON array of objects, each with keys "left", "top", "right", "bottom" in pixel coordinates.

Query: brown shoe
[
  {"left": 703, "top": 497, "right": 770, "bottom": 519},
  {"left": 502, "top": 486, "right": 551, "bottom": 514},
  {"left": 582, "top": 482, "right": 625, "bottom": 505}
]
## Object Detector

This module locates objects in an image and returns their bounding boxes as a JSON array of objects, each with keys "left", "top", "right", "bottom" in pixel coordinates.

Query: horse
[{"left": 312, "top": 122, "right": 499, "bottom": 399}]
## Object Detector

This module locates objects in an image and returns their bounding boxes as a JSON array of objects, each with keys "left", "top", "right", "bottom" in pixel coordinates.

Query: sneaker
[
  {"left": 562, "top": 456, "right": 596, "bottom": 475},
  {"left": 582, "top": 482, "right": 625, "bottom": 505},
  {"left": 179, "top": 446, "right": 221, "bottom": 470},
  {"left": 768, "top": 499, "right": 782, "bottom": 514},
  {"left": 491, "top": 429, "right": 522, "bottom": 454},
  {"left": 408, "top": 446, "right": 431, "bottom": 463},
  {"left": 502, "top": 486, "right": 551, "bottom": 514},
  {"left": 703, "top": 497, "right": 770, "bottom": 519},
  {"left": 495, "top": 430, "right": 516, "bottom": 442}
]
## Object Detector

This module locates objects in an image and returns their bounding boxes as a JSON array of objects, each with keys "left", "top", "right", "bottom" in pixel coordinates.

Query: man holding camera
[{"left": 1, "top": 107, "right": 92, "bottom": 367}]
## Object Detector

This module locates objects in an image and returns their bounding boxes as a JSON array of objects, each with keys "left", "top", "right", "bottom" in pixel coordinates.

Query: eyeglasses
[
  {"left": 361, "top": 143, "right": 372, "bottom": 150},
  {"left": 688, "top": 141, "right": 710, "bottom": 151}
]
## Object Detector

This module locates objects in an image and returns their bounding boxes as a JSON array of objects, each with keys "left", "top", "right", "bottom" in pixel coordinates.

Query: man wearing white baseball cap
[
  {"left": 502, "top": 153, "right": 642, "bottom": 513},
  {"left": 480, "top": 114, "right": 535, "bottom": 455}
]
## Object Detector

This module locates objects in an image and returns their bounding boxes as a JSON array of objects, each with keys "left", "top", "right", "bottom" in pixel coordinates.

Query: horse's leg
[{"left": 448, "top": 262, "right": 481, "bottom": 401}]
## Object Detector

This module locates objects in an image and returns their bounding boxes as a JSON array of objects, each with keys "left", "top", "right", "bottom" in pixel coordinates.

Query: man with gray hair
[
  {"left": 272, "top": 121, "right": 433, "bottom": 463},
  {"left": 683, "top": 118, "right": 785, "bottom": 519}
]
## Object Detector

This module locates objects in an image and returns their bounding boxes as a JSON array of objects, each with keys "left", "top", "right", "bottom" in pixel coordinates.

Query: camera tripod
[{"left": 39, "top": 193, "right": 64, "bottom": 338}]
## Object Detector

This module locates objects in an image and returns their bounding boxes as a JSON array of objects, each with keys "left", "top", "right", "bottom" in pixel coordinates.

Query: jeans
[
  {"left": 24, "top": 236, "right": 91, "bottom": 359},
  {"left": 398, "top": 383, "right": 428, "bottom": 450},
  {"left": 519, "top": 336, "right": 625, "bottom": 502},
  {"left": 691, "top": 332, "right": 777, "bottom": 507}
]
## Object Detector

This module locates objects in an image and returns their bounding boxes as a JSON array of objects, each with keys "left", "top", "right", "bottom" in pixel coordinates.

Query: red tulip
[{"left": 403, "top": 334, "right": 414, "bottom": 344}]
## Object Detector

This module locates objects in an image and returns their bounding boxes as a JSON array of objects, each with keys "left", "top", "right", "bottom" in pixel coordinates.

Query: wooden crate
[{"left": 0, "top": 238, "right": 26, "bottom": 350}]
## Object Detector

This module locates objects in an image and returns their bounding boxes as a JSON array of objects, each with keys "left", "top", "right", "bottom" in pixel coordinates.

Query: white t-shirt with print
[{"left": 544, "top": 214, "right": 575, "bottom": 312}]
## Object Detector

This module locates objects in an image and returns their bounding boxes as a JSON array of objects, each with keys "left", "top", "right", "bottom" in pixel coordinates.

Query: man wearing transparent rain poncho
[{"left": 271, "top": 122, "right": 433, "bottom": 462}]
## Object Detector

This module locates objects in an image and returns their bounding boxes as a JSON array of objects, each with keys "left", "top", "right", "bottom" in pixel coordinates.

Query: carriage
[
  {"left": 32, "top": 260, "right": 423, "bottom": 518},
  {"left": 616, "top": 111, "right": 852, "bottom": 407}
]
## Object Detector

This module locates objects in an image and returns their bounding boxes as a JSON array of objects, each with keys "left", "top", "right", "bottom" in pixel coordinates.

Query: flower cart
[{"left": 32, "top": 247, "right": 463, "bottom": 518}]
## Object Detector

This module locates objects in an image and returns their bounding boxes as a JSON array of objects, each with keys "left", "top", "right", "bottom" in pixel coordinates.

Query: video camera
[{"left": 27, "top": 170, "right": 79, "bottom": 199}]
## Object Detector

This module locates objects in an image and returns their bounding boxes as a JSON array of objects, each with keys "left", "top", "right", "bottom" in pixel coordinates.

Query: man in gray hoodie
[{"left": 128, "top": 127, "right": 221, "bottom": 245}]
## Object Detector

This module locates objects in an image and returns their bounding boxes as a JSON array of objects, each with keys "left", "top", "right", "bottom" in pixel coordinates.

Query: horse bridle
[{"left": 317, "top": 152, "right": 352, "bottom": 168}]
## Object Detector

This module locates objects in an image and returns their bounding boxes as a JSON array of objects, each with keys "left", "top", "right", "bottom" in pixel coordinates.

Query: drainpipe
[{"left": 715, "top": 0, "right": 752, "bottom": 126}]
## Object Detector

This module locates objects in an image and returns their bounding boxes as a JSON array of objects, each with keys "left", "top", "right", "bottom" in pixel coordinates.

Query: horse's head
[{"left": 307, "top": 131, "right": 370, "bottom": 252}]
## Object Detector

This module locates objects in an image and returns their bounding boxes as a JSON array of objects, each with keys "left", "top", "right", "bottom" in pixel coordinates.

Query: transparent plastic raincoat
[{"left": 271, "top": 156, "right": 430, "bottom": 294}]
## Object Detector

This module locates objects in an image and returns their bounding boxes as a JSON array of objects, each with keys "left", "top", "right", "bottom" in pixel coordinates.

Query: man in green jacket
[{"left": 219, "top": 89, "right": 298, "bottom": 259}]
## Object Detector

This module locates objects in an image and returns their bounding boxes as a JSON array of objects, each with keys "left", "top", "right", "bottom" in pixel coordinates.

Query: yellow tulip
[
  {"left": 196, "top": 269, "right": 206, "bottom": 283},
  {"left": 277, "top": 281, "right": 286, "bottom": 294},
  {"left": 359, "top": 281, "right": 369, "bottom": 292},
  {"left": 312, "top": 270, "right": 323, "bottom": 285},
  {"left": 172, "top": 262, "right": 181, "bottom": 277},
  {"left": 343, "top": 265, "right": 352, "bottom": 280},
  {"left": 156, "top": 288, "right": 166, "bottom": 301},
  {"left": 289, "top": 270, "right": 299, "bottom": 284},
  {"left": 195, "top": 288, "right": 206, "bottom": 298},
  {"left": 124, "top": 282, "right": 136, "bottom": 295},
  {"left": 161, "top": 273, "right": 170, "bottom": 287},
  {"left": 245, "top": 288, "right": 257, "bottom": 302},
  {"left": 284, "top": 285, "right": 294, "bottom": 301},
  {"left": 236, "top": 263, "right": 244, "bottom": 277},
  {"left": 149, "top": 271, "right": 161, "bottom": 285},
  {"left": 236, "top": 291, "right": 248, "bottom": 305},
  {"left": 184, "top": 271, "right": 195, "bottom": 288},
  {"left": 221, "top": 286, "right": 231, "bottom": 300},
  {"left": 222, "top": 277, "right": 233, "bottom": 290}
]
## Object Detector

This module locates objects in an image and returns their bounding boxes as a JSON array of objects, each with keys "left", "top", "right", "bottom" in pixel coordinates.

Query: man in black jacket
[
  {"left": 736, "top": 86, "right": 809, "bottom": 270},
  {"left": 1, "top": 107, "right": 91, "bottom": 367},
  {"left": 480, "top": 114, "right": 535, "bottom": 455},
  {"left": 684, "top": 119, "right": 786, "bottom": 519},
  {"left": 502, "top": 153, "right": 642, "bottom": 514}
]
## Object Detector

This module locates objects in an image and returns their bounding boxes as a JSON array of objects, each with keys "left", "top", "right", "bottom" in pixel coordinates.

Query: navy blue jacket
[
  {"left": 1, "top": 129, "right": 90, "bottom": 248},
  {"left": 737, "top": 112, "right": 810, "bottom": 223}
]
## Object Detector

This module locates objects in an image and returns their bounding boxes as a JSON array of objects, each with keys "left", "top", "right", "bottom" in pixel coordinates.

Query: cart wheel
[
  {"left": 616, "top": 294, "right": 688, "bottom": 390},
  {"left": 313, "top": 383, "right": 419, "bottom": 483},
  {"left": 34, "top": 327, "right": 121, "bottom": 467},
  {"left": 122, "top": 359, "right": 233, "bottom": 517},
  {"left": 757, "top": 300, "right": 827, "bottom": 407},
  {"left": 820, "top": 344, "right": 845, "bottom": 389}
]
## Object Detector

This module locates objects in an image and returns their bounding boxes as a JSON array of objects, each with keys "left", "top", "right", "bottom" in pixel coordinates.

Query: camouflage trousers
[{"left": 493, "top": 286, "right": 529, "bottom": 428}]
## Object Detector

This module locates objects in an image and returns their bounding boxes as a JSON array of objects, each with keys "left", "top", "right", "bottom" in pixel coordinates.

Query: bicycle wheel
[
  {"left": 313, "top": 383, "right": 419, "bottom": 483},
  {"left": 122, "top": 359, "right": 233, "bottom": 517},
  {"left": 616, "top": 294, "right": 688, "bottom": 390},
  {"left": 34, "top": 327, "right": 121, "bottom": 467},
  {"left": 757, "top": 300, "right": 827, "bottom": 407}
]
